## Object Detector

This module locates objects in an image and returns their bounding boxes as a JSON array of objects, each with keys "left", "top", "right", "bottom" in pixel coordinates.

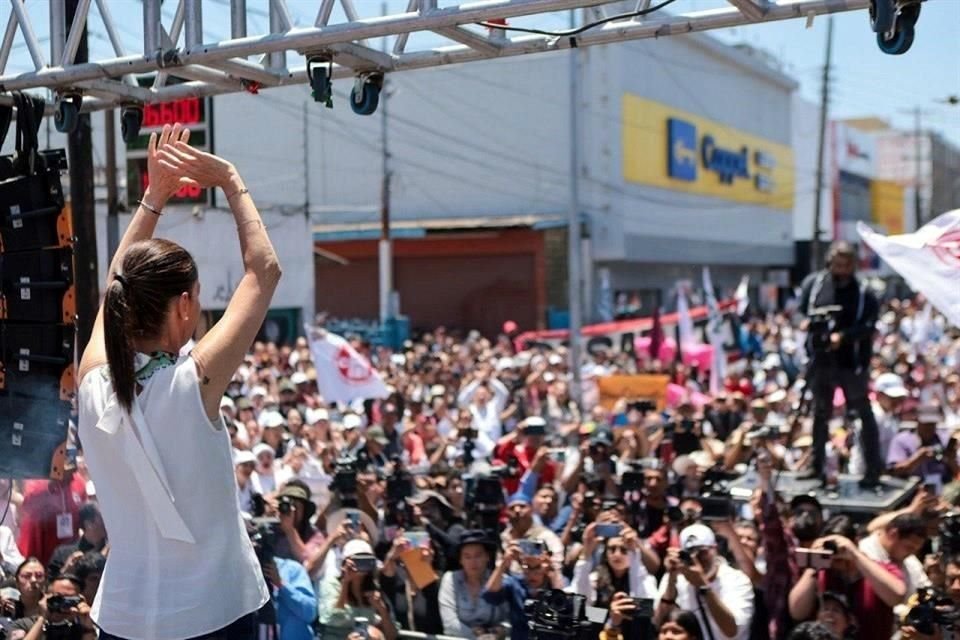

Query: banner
[
  {"left": 516, "top": 301, "right": 740, "bottom": 360},
  {"left": 307, "top": 329, "right": 389, "bottom": 404},
  {"left": 597, "top": 375, "right": 670, "bottom": 410},
  {"left": 702, "top": 268, "right": 727, "bottom": 395},
  {"left": 858, "top": 210, "right": 960, "bottom": 327}
]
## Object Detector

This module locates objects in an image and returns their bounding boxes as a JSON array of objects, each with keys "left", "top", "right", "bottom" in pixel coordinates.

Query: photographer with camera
[
  {"left": 887, "top": 405, "right": 958, "bottom": 491},
  {"left": 270, "top": 481, "right": 324, "bottom": 564},
  {"left": 482, "top": 541, "right": 564, "bottom": 640},
  {"left": 797, "top": 242, "right": 883, "bottom": 487},
  {"left": 439, "top": 530, "right": 509, "bottom": 639},
  {"left": 8, "top": 575, "right": 93, "bottom": 640},
  {"left": 655, "top": 524, "right": 755, "bottom": 640}
]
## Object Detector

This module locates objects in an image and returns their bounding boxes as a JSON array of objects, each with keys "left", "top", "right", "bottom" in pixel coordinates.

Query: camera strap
[{"left": 693, "top": 589, "right": 718, "bottom": 640}]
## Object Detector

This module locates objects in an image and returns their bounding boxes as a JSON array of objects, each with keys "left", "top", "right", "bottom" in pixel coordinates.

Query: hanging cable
[{"left": 477, "top": 0, "right": 679, "bottom": 37}]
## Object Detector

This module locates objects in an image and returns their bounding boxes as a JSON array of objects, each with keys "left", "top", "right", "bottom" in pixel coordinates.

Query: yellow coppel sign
[{"left": 621, "top": 94, "right": 795, "bottom": 210}]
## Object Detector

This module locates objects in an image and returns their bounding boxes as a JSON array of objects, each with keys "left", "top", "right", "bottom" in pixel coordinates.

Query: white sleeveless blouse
[{"left": 78, "top": 356, "right": 269, "bottom": 639}]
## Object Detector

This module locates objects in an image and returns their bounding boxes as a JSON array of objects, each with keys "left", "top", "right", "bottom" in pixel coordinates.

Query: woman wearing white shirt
[
  {"left": 571, "top": 520, "right": 657, "bottom": 637},
  {"left": 77, "top": 124, "right": 279, "bottom": 639}
]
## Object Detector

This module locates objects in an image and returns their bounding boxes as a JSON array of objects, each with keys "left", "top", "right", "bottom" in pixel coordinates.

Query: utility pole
[
  {"left": 65, "top": 0, "right": 98, "bottom": 353},
  {"left": 811, "top": 16, "right": 833, "bottom": 274},
  {"left": 378, "top": 1, "right": 392, "bottom": 324},
  {"left": 913, "top": 106, "right": 923, "bottom": 230},
  {"left": 568, "top": 8, "right": 583, "bottom": 403},
  {"left": 303, "top": 101, "right": 310, "bottom": 218},
  {"left": 105, "top": 108, "right": 119, "bottom": 263}
]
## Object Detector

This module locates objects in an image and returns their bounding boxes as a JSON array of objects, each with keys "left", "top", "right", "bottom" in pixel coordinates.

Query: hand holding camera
[{"left": 608, "top": 592, "right": 637, "bottom": 627}]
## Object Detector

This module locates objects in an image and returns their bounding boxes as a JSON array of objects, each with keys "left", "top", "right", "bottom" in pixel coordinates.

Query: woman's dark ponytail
[
  {"left": 103, "top": 277, "right": 137, "bottom": 412},
  {"left": 100, "top": 239, "right": 198, "bottom": 414}
]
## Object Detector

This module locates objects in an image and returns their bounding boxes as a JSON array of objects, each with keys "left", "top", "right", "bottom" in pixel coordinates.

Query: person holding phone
[
  {"left": 77, "top": 124, "right": 280, "bottom": 639},
  {"left": 317, "top": 540, "right": 397, "bottom": 640},
  {"left": 571, "top": 520, "right": 656, "bottom": 638},
  {"left": 379, "top": 529, "right": 441, "bottom": 635}
]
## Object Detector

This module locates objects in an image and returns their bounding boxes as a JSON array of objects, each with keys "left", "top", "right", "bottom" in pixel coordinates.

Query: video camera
[
  {"left": 331, "top": 456, "right": 360, "bottom": 506},
  {"left": 250, "top": 517, "right": 281, "bottom": 566},
  {"left": 699, "top": 466, "right": 737, "bottom": 521},
  {"left": 905, "top": 588, "right": 960, "bottom": 635},
  {"left": 806, "top": 305, "right": 842, "bottom": 355},
  {"left": 940, "top": 512, "right": 960, "bottom": 554},
  {"left": 385, "top": 455, "right": 414, "bottom": 502},
  {"left": 524, "top": 590, "right": 596, "bottom": 640}
]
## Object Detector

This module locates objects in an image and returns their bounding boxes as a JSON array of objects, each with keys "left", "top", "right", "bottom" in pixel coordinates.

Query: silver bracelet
[{"left": 138, "top": 199, "right": 162, "bottom": 216}]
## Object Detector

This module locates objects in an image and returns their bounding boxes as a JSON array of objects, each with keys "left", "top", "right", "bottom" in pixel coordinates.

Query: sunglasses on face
[{"left": 606, "top": 545, "right": 629, "bottom": 555}]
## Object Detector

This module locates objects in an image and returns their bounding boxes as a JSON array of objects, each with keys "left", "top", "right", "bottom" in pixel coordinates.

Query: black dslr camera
[
  {"left": 524, "top": 589, "right": 595, "bottom": 640},
  {"left": 331, "top": 456, "right": 360, "bottom": 505},
  {"left": 807, "top": 305, "right": 842, "bottom": 355},
  {"left": 45, "top": 595, "right": 83, "bottom": 613},
  {"left": 939, "top": 512, "right": 960, "bottom": 554},
  {"left": 905, "top": 588, "right": 960, "bottom": 635}
]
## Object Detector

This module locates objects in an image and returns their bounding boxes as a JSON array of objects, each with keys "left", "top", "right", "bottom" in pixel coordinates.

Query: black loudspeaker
[{"left": 0, "top": 94, "right": 75, "bottom": 480}]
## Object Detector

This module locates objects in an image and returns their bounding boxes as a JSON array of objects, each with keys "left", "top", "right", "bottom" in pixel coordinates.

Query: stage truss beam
[{"left": 0, "top": 0, "right": 869, "bottom": 112}]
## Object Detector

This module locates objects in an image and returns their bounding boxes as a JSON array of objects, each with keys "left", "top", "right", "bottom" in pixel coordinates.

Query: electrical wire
[{"left": 477, "top": 0, "right": 679, "bottom": 38}]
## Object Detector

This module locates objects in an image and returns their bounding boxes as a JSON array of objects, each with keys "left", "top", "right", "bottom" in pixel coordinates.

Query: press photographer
[
  {"left": 8, "top": 575, "right": 93, "bottom": 640},
  {"left": 655, "top": 524, "right": 754, "bottom": 640},
  {"left": 797, "top": 242, "right": 883, "bottom": 487}
]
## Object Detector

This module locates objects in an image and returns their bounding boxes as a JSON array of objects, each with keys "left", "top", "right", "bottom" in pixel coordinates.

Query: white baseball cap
[
  {"left": 875, "top": 373, "right": 908, "bottom": 399},
  {"left": 233, "top": 450, "right": 257, "bottom": 466},
  {"left": 342, "top": 413, "right": 364, "bottom": 431},
  {"left": 291, "top": 372, "right": 309, "bottom": 386},
  {"left": 306, "top": 408, "right": 329, "bottom": 424},
  {"left": 258, "top": 411, "right": 285, "bottom": 429},
  {"left": 220, "top": 396, "right": 236, "bottom": 411},
  {"left": 342, "top": 539, "right": 375, "bottom": 559},
  {"left": 680, "top": 524, "right": 717, "bottom": 551}
]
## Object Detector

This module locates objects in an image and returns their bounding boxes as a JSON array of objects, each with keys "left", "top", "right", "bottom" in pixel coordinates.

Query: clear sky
[{"left": 3, "top": 0, "right": 958, "bottom": 145}]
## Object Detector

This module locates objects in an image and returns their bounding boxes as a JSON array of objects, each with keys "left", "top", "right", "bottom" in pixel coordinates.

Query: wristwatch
[{"left": 698, "top": 585, "right": 711, "bottom": 597}]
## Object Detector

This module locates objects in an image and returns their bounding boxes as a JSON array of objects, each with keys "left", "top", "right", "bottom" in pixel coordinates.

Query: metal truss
[{"left": 0, "top": 0, "right": 869, "bottom": 112}]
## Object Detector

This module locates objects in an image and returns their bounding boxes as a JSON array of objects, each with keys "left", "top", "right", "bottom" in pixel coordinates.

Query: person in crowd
[
  {"left": 500, "top": 492, "right": 564, "bottom": 574},
  {"left": 317, "top": 539, "right": 397, "bottom": 640},
  {"left": 9, "top": 574, "right": 95, "bottom": 640},
  {"left": 438, "top": 530, "right": 508, "bottom": 638},
  {"left": 273, "top": 481, "right": 325, "bottom": 563},
  {"left": 252, "top": 442, "right": 283, "bottom": 495},
  {"left": 8, "top": 558, "right": 46, "bottom": 621},
  {"left": 787, "top": 523, "right": 907, "bottom": 640},
  {"left": 235, "top": 449, "right": 260, "bottom": 515},
  {"left": 887, "top": 404, "right": 958, "bottom": 490},
  {"left": 482, "top": 542, "right": 565, "bottom": 640},
  {"left": 798, "top": 241, "right": 883, "bottom": 487},
  {"left": 857, "top": 513, "right": 930, "bottom": 599},
  {"left": 16, "top": 473, "right": 87, "bottom": 568},
  {"left": 815, "top": 591, "right": 856, "bottom": 640},
  {"left": 77, "top": 124, "right": 280, "bottom": 639},
  {"left": 655, "top": 524, "right": 755, "bottom": 640},
  {"left": 47, "top": 503, "right": 107, "bottom": 579},
  {"left": 379, "top": 529, "right": 442, "bottom": 634},
  {"left": 72, "top": 552, "right": 105, "bottom": 607},
  {"left": 261, "top": 553, "right": 317, "bottom": 640}
]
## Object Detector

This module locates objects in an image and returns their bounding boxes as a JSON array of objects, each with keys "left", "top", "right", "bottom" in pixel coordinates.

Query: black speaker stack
[{"left": 0, "top": 93, "right": 76, "bottom": 480}]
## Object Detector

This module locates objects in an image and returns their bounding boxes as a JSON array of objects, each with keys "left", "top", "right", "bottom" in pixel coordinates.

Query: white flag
[
  {"left": 307, "top": 329, "right": 389, "bottom": 404},
  {"left": 735, "top": 275, "right": 750, "bottom": 316},
  {"left": 858, "top": 210, "right": 960, "bottom": 328},
  {"left": 702, "top": 267, "right": 727, "bottom": 395},
  {"left": 676, "top": 282, "right": 696, "bottom": 348}
]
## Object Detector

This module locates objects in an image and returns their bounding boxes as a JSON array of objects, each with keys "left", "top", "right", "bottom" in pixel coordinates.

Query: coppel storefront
[{"left": 584, "top": 36, "right": 797, "bottom": 312}]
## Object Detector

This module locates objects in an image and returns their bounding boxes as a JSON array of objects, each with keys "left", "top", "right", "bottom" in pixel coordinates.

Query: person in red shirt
[
  {"left": 493, "top": 418, "right": 557, "bottom": 496},
  {"left": 17, "top": 472, "right": 88, "bottom": 567}
]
